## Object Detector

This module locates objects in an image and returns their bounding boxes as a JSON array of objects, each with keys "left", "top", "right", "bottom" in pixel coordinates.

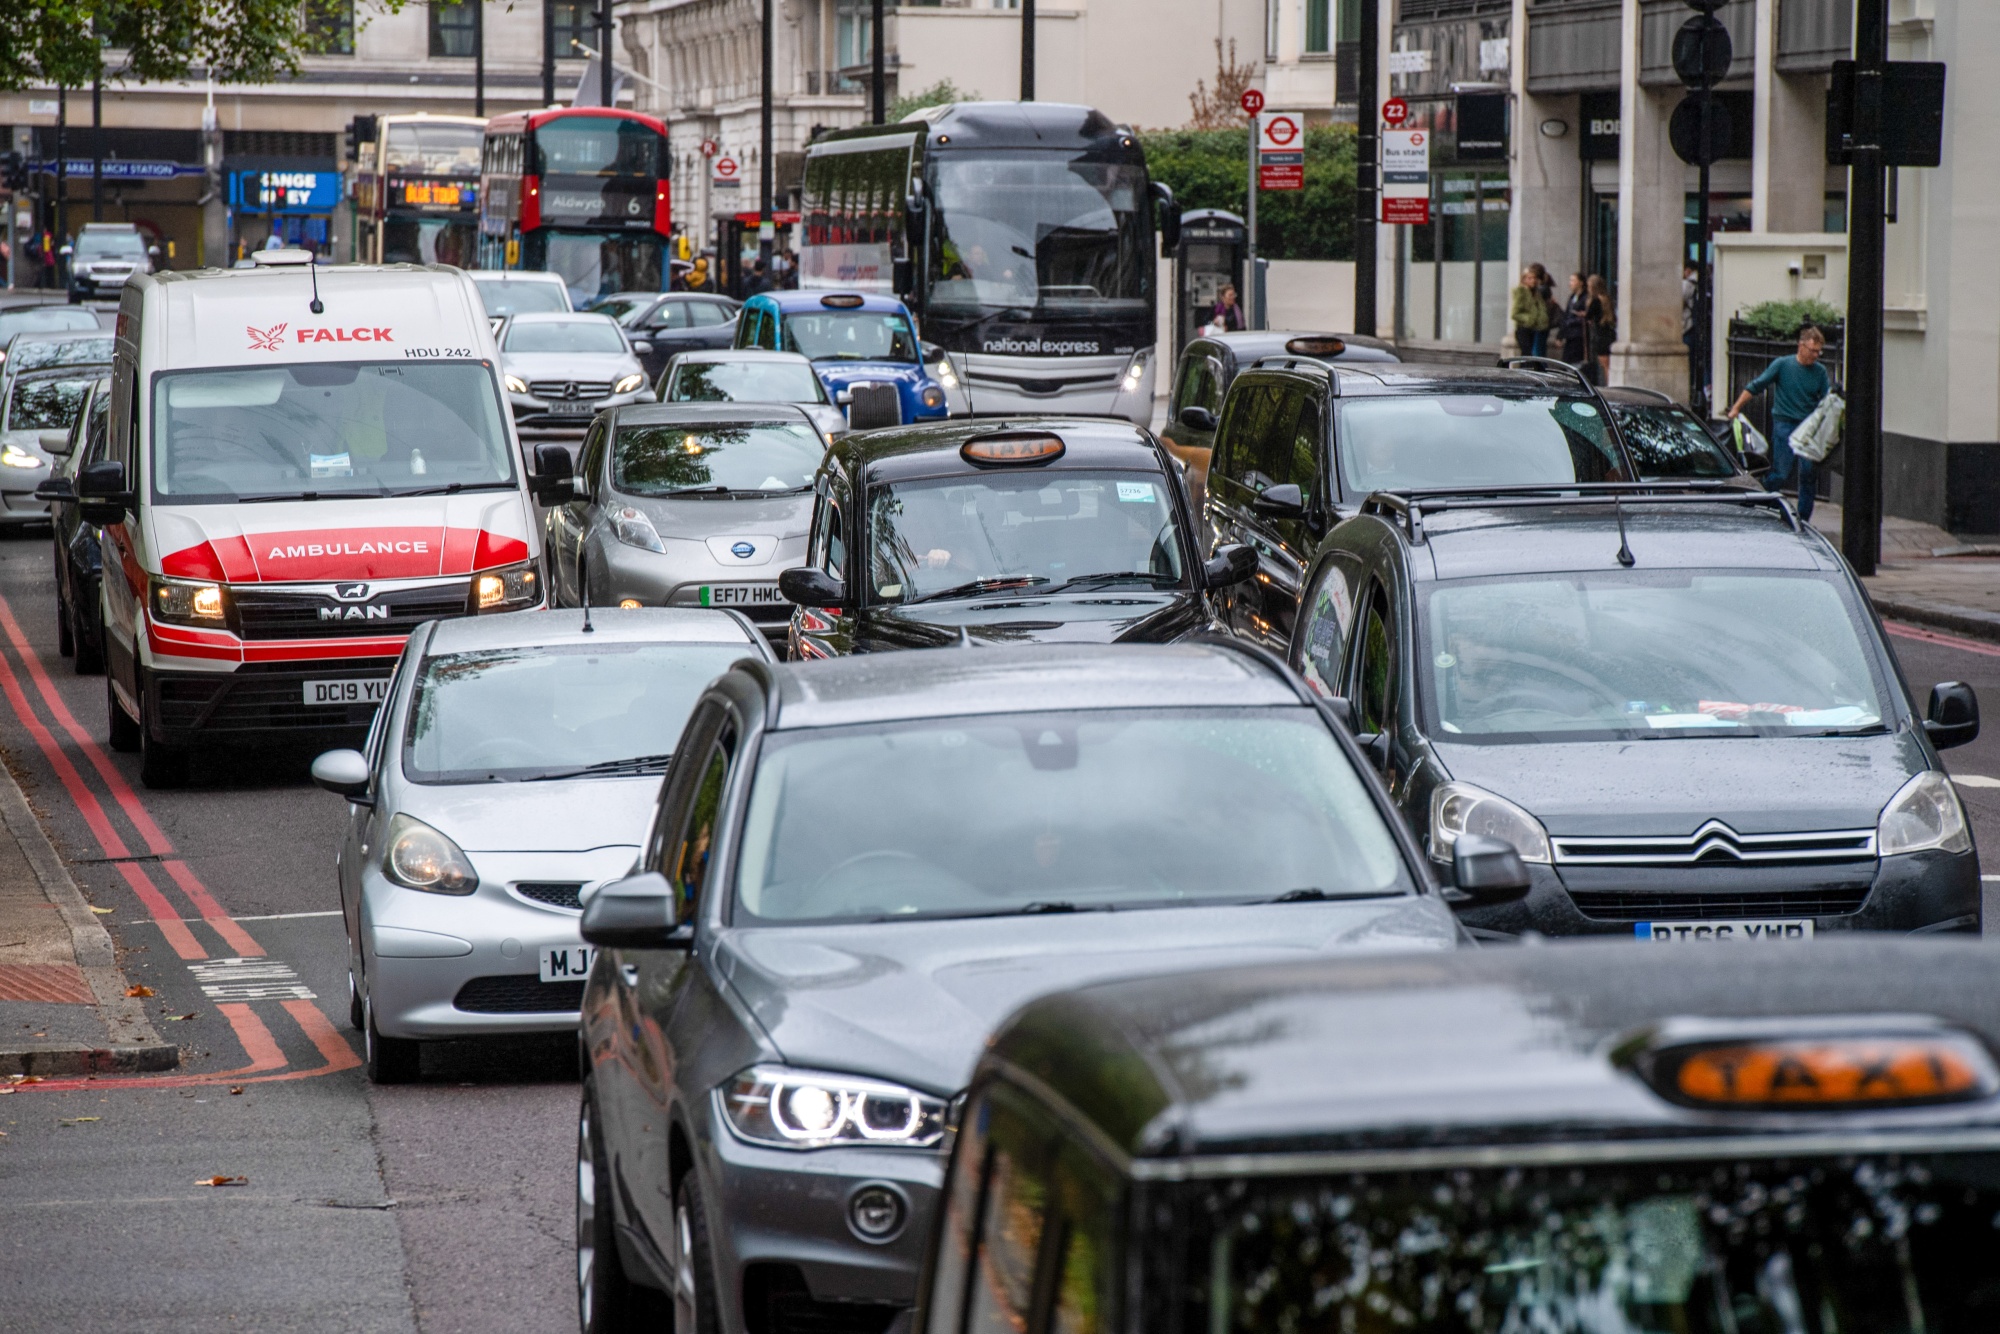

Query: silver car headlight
[
  {"left": 1430, "top": 781, "right": 1552, "bottom": 864},
  {"left": 382, "top": 813, "right": 479, "bottom": 895},
  {"left": 609, "top": 504, "right": 665, "bottom": 553},
  {"left": 719, "top": 1065, "right": 947, "bottom": 1150},
  {"left": 1878, "top": 770, "right": 1972, "bottom": 856},
  {"left": 2, "top": 443, "right": 43, "bottom": 469},
  {"left": 613, "top": 373, "right": 646, "bottom": 395},
  {"left": 504, "top": 373, "right": 530, "bottom": 395}
]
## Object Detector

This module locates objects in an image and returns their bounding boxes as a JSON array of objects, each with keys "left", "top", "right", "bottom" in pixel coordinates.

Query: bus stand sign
[
  {"left": 1257, "top": 113, "right": 1304, "bottom": 192},
  {"left": 1381, "top": 128, "right": 1430, "bottom": 224}
]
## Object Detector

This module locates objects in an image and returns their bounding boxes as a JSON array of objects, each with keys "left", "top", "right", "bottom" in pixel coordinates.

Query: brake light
[{"left": 521, "top": 174, "right": 541, "bottom": 233}]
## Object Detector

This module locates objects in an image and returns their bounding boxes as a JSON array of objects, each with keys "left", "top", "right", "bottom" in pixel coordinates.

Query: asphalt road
[{"left": 0, "top": 531, "right": 1995, "bottom": 1330}]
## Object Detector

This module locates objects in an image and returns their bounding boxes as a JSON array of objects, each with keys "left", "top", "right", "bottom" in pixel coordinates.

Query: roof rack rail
[
  {"left": 1358, "top": 481, "right": 1801, "bottom": 544},
  {"left": 1248, "top": 356, "right": 1345, "bottom": 393}
]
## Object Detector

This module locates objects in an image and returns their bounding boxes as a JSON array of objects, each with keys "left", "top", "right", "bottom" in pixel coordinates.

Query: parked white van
[{"left": 81, "top": 253, "right": 572, "bottom": 786}]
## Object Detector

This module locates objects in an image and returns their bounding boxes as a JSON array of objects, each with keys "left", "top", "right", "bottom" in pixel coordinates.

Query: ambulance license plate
[
  {"left": 1635, "top": 919, "right": 1814, "bottom": 943},
  {"left": 540, "top": 946, "right": 595, "bottom": 983},
  {"left": 699, "top": 583, "right": 784, "bottom": 607},
  {"left": 303, "top": 678, "right": 391, "bottom": 707}
]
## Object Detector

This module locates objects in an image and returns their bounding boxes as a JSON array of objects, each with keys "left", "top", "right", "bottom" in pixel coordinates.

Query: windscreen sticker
[
  {"left": 309, "top": 452, "right": 353, "bottom": 478},
  {"left": 1116, "top": 482, "right": 1156, "bottom": 503}
]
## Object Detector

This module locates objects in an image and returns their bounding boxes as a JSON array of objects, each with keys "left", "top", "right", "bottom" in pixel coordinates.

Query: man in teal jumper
[{"left": 1725, "top": 326, "right": 1832, "bottom": 520}]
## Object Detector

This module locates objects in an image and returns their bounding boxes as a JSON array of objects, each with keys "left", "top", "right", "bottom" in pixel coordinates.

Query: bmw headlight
[
  {"left": 608, "top": 504, "right": 665, "bottom": 554},
  {"left": 1878, "top": 770, "right": 1972, "bottom": 856},
  {"left": 470, "top": 561, "right": 540, "bottom": 612},
  {"left": 720, "top": 1065, "right": 947, "bottom": 1150},
  {"left": 1430, "top": 781, "right": 1552, "bottom": 863},
  {"left": 504, "top": 373, "right": 530, "bottom": 395},
  {"left": 382, "top": 813, "right": 478, "bottom": 895},
  {"left": 1, "top": 443, "right": 42, "bottom": 469},
  {"left": 614, "top": 373, "right": 646, "bottom": 395},
  {"left": 149, "top": 577, "right": 226, "bottom": 627}
]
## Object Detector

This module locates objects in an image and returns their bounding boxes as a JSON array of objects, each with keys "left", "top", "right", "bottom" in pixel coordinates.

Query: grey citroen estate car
[
  {"left": 545, "top": 401, "right": 825, "bottom": 642},
  {"left": 570, "top": 643, "right": 1511, "bottom": 1334}
]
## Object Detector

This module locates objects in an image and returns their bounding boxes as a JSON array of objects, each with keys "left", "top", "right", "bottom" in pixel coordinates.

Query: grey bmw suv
[{"left": 571, "top": 642, "right": 1505, "bottom": 1334}]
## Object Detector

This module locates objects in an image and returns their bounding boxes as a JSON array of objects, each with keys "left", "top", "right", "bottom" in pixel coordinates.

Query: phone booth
[{"left": 1174, "top": 209, "right": 1247, "bottom": 354}]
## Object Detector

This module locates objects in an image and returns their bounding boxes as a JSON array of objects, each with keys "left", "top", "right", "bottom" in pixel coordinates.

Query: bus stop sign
[{"left": 1240, "top": 89, "right": 1265, "bottom": 118}]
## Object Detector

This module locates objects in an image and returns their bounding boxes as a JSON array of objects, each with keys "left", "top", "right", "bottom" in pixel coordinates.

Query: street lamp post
[
  {"left": 1021, "top": 0, "right": 1035, "bottom": 102},
  {"left": 474, "top": 0, "right": 486, "bottom": 117},
  {"left": 760, "top": 0, "right": 774, "bottom": 270},
  {"left": 1354, "top": 0, "right": 1378, "bottom": 336},
  {"left": 1842, "top": 0, "right": 1888, "bottom": 576},
  {"left": 599, "top": 0, "right": 613, "bottom": 110},
  {"left": 542, "top": 0, "right": 556, "bottom": 105},
  {"left": 871, "top": 0, "right": 886, "bottom": 124}
]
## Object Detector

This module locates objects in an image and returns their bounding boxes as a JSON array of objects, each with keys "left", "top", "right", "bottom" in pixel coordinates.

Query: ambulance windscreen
[{"left": 151, "top": 361, "right": 515, "bottom": 502}]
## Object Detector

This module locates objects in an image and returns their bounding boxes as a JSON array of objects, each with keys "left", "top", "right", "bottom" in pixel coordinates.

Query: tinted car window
[
  {"left": 5, "top": 375, "right": 94, "bottom": 431},
  {"left": 612, "top": 420, "right": 822, "bottom": 495},
  {"left": 8, "top": 336, "right": 113, "bottom": 373},
  {"left": 732, "top": 709, "right": 1413, "bottom": 924},
  {"left": 667, "top": 737, "right": 732, "bottom": 920},
  {"left": 1217, "top": 383, "right": 1280, "bottom": 491},
  {"left": 687, "top": 300, "right": 736, "bottom": 327},
  {"left": 1336, "top": 395, "right": 1622, "bottom": 492},
  {"left": 1423, "top": 572, "right": 1889, "bottom": 741},
  {"left": 965, "top": 1127, "right": 1045, "bottom": 1334},
  {"left": 1296, "top": 565, "right": 1354, "bottom": 699},
  {"left": 1613, "top": 403, "right": 1737, "bottom": 478},
  {"left": 1355, "top": 595, "right": 1393, "bottom": 734}
]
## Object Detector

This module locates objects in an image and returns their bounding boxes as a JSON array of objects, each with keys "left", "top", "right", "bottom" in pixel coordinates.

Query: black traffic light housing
[
  {"left": 0, "top": 152, "right": 25, "bottom": 191},
  {"left": 344, "top": 114, "right": 378, "bottom": 162}
]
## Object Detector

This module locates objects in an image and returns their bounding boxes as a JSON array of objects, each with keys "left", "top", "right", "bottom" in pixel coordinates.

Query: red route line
[
  {"left": 7, "top": 1002, "right": 361, "bottom": 1093},
  {"left": 0, "top": 591, "right": 262, "bottom": 957},
  {"left": 1883, "top": 619, "right": 2000, "bottom": 659}
]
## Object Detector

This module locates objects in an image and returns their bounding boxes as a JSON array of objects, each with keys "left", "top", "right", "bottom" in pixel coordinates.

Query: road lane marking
[
  {"left": 127, "top": 910, "right": 342, "bottom": 926},
  {"left": 1883, "top": 620, "right": 2000, "bottom": 658},
  {"left": 282, "top": 998, "right": 360, "bottom": 1073},
  {"left": 1952, "top": 774, "right": 2000, "bottom": 788},
  {"left": 161, "top": 860, "right": 264, "bottom": 958},
  {"left": 189, "top": 957, "right": 317, "bottom": 1001}
]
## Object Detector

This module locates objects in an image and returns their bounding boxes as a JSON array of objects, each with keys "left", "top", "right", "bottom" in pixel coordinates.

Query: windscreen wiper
[
  {"left": 909, "top": 575, "right": 1049, "bottom": 604},
  {"left": 392, "top": 481, "right": 520, "bottom": 498},
  {"left": 236, "top": 490, "right": 379, "bottom": 503},
  {"left": 1041, "top": 571, "right": 1180, "bottom": 594},
  {"left": 523, "top": 752, "right": 675, "bottom": 781}
]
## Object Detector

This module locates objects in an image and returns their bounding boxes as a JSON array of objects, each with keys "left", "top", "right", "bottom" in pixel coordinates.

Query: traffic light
[
  {"left": 344, "top": 114, "right": 378, "bottom": 162},
  {"left": 0, "top": 152, "right": 26, "bottom": 192}
]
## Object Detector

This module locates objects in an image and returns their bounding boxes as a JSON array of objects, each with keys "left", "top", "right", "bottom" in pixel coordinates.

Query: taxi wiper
[
  {"left": 909, "top": 575, "right": 1049, "bottom": 603},
  {"left": 522, "top": 752, "right": 675, "bottom": 781},
  {"left": 1042, "top": 571, "right": 1180, "bottom": 593}
]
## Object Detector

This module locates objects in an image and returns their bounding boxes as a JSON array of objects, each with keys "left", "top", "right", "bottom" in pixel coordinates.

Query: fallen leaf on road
[
  {"left": 196, "top": 1175, "right": 248, "bottom": 1187},
  {"left": 89, "top": 907, "right": 114, "bottom": 914},
  {"left": 125, "top": 985, "right": 154, "bottom": 997},
  {"left": 228, "top": 1086, "right": 244, "bottom": 1095},
  {"left": 7, "top": 1075, "right": 43, "bottom": 1084},
  {"left": 57, "top": 1117, "right": 100, "bottom": 1126},
  {"left": 161, "top": 1013, "right": 197, "bottom": 1022}
]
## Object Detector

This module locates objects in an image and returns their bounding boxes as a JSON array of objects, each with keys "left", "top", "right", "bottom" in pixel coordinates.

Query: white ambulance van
[{"left": 81, "top": 253, "right": 572, "bottom": 786}]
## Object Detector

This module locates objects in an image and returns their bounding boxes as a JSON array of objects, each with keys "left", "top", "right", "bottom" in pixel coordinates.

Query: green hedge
[{"left": 1140, "top": 126, "right": 1357, "bottom": 262}]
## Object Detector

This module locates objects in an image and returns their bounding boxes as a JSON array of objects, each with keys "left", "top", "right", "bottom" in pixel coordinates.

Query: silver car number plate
[
  {"left": 303, "top": 678, "right": 391, "bottom": 706},
  {"left": 1635, "top": 919, "right": 1814, "bottom": 943},
  {"left": 699, "top": 583, "right": 784, "bottom": 607},
  {"left": 545, "top": 401, "right": 596, "bottom": 415},
  {"left": 540, "top": 945, "right": 595, "bottom": 983}
]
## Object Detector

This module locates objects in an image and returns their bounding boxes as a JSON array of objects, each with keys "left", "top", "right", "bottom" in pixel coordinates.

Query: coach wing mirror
[
  {"left": 1178, "top": 404, "right": 1216, "bottom": 432},
  {"left": 580, "top": 872, "right": 692, "bottom": 949},
  {"left": 76, "top": 459, "right": 131, "bottom": 522},
  {"left": 310, "top": 749, "right": 373, "bottom": 804},
  {"left": 921, "top": 340, "right": 946, "bottom": 365},
  {"left": 1449, "top": 834, "right": 1532, "bottom": 903},
  {"left": 1252, "top": 482, "right": 1305, "bottom": 519},
  {"left": 529, "top": 442, "right": 576, "bottom": 505},
  {"left": 780, "top": 566, "right": 847, "bottom": 610},
  {"left": 891, "top": 256, "right": 915, "bottom": 297},
  {"left": 1202, "top": 543, "right": 1257, "bottom": 588},
  {"left": 1153, "top": 181, "right": 1181, "bottom": 252},
  {"left": 1925, "top": 682, "right": 1980, "bottom": 750}
]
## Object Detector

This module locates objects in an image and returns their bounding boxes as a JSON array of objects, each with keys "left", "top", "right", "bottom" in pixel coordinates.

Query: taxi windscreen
[
  {"left": 1336, "top": 395, "right": 1624, "bottom": 492},
  {"left": 1196, "top": 1153, "right": 2000, "bottom": 1333},
  {"left": 732, "top": 709, "right": 1413, "bottom": 924},
  {"left": 782, "top": 310, "right": 919, "bottom": 363},
  {"left": 612, "top": 421, "right": 822, "bottom": 496},
  {"left": 868, "top": 472, "right": 1182, "bottom": 603},
  {"left": 404, "top": 643, "right": 746, "bottom": 783},
  {"left": 151, "top": 361, "right": 515, "bottom": 502},
  {"left": 1422, "top": 571, "right": 1889, "bottom": 740}
]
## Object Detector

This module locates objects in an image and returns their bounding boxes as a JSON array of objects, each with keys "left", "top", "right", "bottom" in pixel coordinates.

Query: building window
[
  {"left": 305, "top": 0, "right": 355, "bottom": 54},
  {"left": 1337, "top": 0, "right": 1359, "bottom": 42},
  {"left": 430, "top": 0, "right": 476, "bottom": 58},
  {"left": 1305, "top": 0, "right": 1330, "bottom": 54},
  {"left": 1267, "top": 0, "right": 1280, "bottom": 59},
  {"left": 551, "top": 0, "right": 593, "bottom": 60},
  {"left": 835, "top": 0, "right": 873, "bottom": 88}
]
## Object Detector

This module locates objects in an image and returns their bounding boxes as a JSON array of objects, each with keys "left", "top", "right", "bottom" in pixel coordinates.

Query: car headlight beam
[
  {"left": 719, "top": 1065, "right": 947, "bottom": 1150},
  {"left": 1, "top": 443, "right": 43, "bottom": 469},
  {"left": 1878, "top": 770, "right": 1972, "bottom": 856},
  {"left": 382, "top": 813, "right": 479, "bottom": 895},
  {"left": 613, "top": 373, "right": 646, "bottom": 395},
  {"left": 149, "top": 577, "right": 227, "bottom": 627},
  {"left": 1429, "top": 780, "right": 1552, "bottom": 864},
  {"left": 504, "top": 373, "right": 529, "bottom": 395},
  {"left": 470, "top": 561, "right": 540, "bottom": 613}
]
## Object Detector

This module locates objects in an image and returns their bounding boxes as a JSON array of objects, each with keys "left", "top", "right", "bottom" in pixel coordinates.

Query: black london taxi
[
  {"left": 1205, "top": 359, "right": 1643, "bottom": 651},
  {"left": 779, "top": 418, "right": 1256, "bottom": 658},
  {"left": 917, "top": 936, "right": 2000, "bottom": 1334},
  {"left": 1159, "top": 331, "right": 1398, "bottom": 509},
  {"left": 1286, "top": 481, "right": 1981, "bottom": 940}
]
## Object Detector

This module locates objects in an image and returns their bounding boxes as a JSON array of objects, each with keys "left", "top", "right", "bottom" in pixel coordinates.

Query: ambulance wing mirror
[{"left": 77, "top": 459, "right": 133, "bottom": 523}]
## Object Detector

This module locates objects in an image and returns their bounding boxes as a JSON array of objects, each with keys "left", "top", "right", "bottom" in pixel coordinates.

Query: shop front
[{"left": 226, "top": 165, "right": 343, "bottom": 260}]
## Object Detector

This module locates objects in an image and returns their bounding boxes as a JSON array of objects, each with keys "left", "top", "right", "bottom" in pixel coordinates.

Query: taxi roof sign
[
  {"left": 961, "top": 432, "right": 1066, "bottom": 466},
  {"left": 819, "top": 293, "right": 866, "bottom": 308},
  {"left": 1633, "top": 1025, "right": 1999, "bottom": 1111},
  {"left": 1286, "top": 336, "right": 1346, "bottom": 357}
]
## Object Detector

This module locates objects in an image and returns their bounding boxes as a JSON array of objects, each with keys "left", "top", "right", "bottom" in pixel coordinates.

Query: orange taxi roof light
[
  {"left": 961, "top": 432, "right": 1066, "bottom": 466},
  {"left": 1286, "top": 336, "right": 1346, "bottom": 357},
  {"left": 820, "top": 293, "right": 866, "bottom": 308},
  {"left": 1662, "top": 1034, "right": 1997, "bottom": 1110}
]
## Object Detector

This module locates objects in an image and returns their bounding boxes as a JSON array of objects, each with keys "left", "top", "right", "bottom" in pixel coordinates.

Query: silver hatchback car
[
  {"left": 309, "top": 606, "right": 776, "bottom": 1083},
  {"left": 544, "top": 402, "right": 824, "bottom": 643}
]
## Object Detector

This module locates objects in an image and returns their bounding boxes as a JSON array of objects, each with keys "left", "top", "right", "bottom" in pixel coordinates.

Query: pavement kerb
[
  {"left": 1871, "top": 597, "right": 2000, "bottom": 646},
  {"left": 0, "top": 756, "right": 178, "bottom": 1076}
]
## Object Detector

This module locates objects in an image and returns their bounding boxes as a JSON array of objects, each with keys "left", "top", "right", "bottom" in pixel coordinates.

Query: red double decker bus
[{"left": 478, "top": 107, "right": 671, "bottom": 305}]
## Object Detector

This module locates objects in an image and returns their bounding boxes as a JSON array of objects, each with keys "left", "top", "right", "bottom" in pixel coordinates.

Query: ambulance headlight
[
  {"left": 150, "top": 577, "right": 227, "bottom": 627},
  {"left": 470, "top": 561, "right": 540, "bottom": 613}
]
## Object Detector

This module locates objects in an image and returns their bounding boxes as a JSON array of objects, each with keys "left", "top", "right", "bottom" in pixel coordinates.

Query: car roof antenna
[
  {"left": 1613, "top": 494, "right": 1635, "bottom": 567},
  {"left": 307, "top": 258, "right": 324, "bottom": 315}
]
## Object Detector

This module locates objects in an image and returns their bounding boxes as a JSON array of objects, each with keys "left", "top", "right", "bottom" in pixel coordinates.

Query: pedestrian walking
[
  {"left": 1211, "top": 284, "right": 1245, "bottom": 333},
  {"left": 1681, "top": 260, "right": 1707, "bottom": 406},
  {"left": 1726, "top": 325, "right": 1833, "bottom": 522},
  {"left": 1585, "top": 275, "right": 1615, "bottom": 385},
  {"left": 1558, "top": 272, "right": 1590, "bottom": 373},
  {"left": 1510, "top": 266, "right": 1553, "bottom": 357}
]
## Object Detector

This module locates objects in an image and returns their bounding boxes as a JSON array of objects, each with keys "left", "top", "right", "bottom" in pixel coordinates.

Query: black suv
[
  {"left": 1206, "top": 359, "right": 1645, "bottom": 652},
  {"left": 1284, "top": 482, "right": 1982, "bottom": 940}
]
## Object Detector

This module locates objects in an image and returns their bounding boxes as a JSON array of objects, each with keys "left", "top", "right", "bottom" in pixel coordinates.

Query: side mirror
[
  {"left": 891, "top": 256, "right": 915, "bottom": 296},
  {"left": 1153, "top": 181, "right": 1181, "bottom": 252},
  {"left": 580, "top": 871, "right": 692, "bottom": 949},
  {"left": 1316, "top": 695, "right": 1353, "bottom": 732},
  {"left": 1178, "top": 404, "right": 1217, "bottom": 432},
  {"left": 1354, "top": 729, "right": 1389, "bottom": 770},
  {"left": 528, "top": 442, "right": 576, "bottom": 505},
  {"left": 39, "top": 429, "right": 72, "bottom": 456},
  {"left": 310, "top": 748, "right": 372, "bottom": 803},
  {"left": 1450, "top": 833, "right": 1533, "bottom": 902},
  {"left": 148, "top": 245, "right": 161, "bottom": 258},
  {"left": 1201, "top": 542, "right": 1257, "bottom": 588},
  {"left": 921, "top": 341, "right": 945, "bottom": 364},
  {"left": 76, "top": 458, "right": 131, "bottom": 522},
  {"left": 630, "top": 339, "right": 653, "bottom": 356},
  {"left": 779, "top": 566, "right": 847, "bottom": 609},
  {"left": 1252, "top": 482, "right": 1306, "bottom": 519},
  {"left": 33, "top": 476, "right": 74, "bottom": 502},
  {"left": 1925, "top": 681, "right": 1980, "bottom": 750}
]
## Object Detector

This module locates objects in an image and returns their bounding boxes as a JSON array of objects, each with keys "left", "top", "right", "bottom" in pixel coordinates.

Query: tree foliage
[
  {"left": 1185, "top": 39, "right": 1255, "bottom": 131},
  {"left": 1142, "top": 126, "right": 1358, "bottom": 262},
  {"left": 1735, "top": 297, "right": 1845, "bottom": 339},
  {"left": 0, "top": 0, "right": 379, "bottom": 92},
  {"left": 890, "top": 78, "right": 973, "bottom": 125}
]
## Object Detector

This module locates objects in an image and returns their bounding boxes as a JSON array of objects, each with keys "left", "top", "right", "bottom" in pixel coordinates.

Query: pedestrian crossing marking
[{"left": 188, "top": 956, "right": 316, "bottom": 1001}]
